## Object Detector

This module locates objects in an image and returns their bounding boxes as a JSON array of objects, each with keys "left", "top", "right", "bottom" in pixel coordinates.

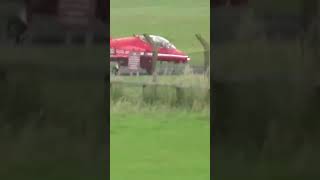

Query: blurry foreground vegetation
[
  {"left": 0, "top": 46, "right": 107, "bottom": 179},
  {"left": 213, "top": 4, "right": 320, "bottom": 177}
]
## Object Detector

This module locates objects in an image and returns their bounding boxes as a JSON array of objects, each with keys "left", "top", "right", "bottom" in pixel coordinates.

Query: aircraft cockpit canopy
[{"left": 138, "top": 35, "right": 176, "bottom": 49}]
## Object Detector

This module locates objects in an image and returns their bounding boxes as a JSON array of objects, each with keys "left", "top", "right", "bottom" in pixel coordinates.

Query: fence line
[
  {"left": 110, "top": 80, "right": 210, "bottom": 106},
  {"left": 110, "top": 80, "right": 210, "bottom": 91}
]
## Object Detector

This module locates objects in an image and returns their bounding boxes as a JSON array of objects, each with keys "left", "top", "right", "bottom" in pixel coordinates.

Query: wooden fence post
[
  {"left": 143, "top": 34, "right": 159, "bottom": 82},
  {"left": 142, "top": 84, "right": 146, "bottom": 101},
  {"left": 195, "top": 34, "right": 210, "bottom": 74},
  {"left": 176, "top": 86, "right": 184, "bottom": 105}
]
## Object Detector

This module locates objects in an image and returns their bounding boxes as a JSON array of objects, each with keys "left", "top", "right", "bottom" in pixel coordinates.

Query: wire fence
[{"left": 110, "top": 79, "right": 210, "bottom": 109}]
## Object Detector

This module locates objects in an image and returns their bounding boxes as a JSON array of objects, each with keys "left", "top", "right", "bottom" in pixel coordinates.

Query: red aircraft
[{"left": 110, "top": 35, "right": 190, "bottom": 74}]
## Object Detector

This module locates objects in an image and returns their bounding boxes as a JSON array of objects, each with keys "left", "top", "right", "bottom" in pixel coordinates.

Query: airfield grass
[
  {"left": 110, "top": 0, "right": 210, "bottom": 66},
  {"left": 110, "top": 71, "right": 210, "bottom": 180},
  {"left": 110, "top": 101, "right": 210, "bottom": 180}
]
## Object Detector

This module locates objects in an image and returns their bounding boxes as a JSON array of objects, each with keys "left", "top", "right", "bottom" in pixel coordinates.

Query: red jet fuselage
[{"left": 110, "top": 35, "right": 190, "bottom": 74}]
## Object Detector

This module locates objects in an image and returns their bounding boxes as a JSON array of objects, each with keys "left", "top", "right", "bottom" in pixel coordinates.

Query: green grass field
[
  {"left": 110, "top": 73, "right": 210, "bottom": 179},
  {"left": 111, "top": 101, "right": 210, "bottom": 180},
  {"left": 111, "top": 0, "right": 210, "bottom": 66}
]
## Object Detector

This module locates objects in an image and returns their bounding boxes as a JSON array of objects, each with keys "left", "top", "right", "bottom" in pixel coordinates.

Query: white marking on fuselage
[{"left": 145, "top": 52, "right": 189, "bottom": 58}]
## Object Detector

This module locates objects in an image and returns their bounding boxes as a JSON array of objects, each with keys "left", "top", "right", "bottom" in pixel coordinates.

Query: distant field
[
  {"left": 111, "top": 101, "right": 210, "bottom": 180},
  {"left": 110, "top": 0, "right": 210, "bottom": 65}
]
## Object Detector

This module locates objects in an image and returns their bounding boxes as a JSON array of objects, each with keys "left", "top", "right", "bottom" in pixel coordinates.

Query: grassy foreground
[
  {"left": 110, "top": 101, "right": 210, "bottom": 180},
  {"left": 110, "top": 72, "right": 210, "bottom": 179},
  {"left": 110, "top": 73, "right": 210, "bottom": 111}
]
